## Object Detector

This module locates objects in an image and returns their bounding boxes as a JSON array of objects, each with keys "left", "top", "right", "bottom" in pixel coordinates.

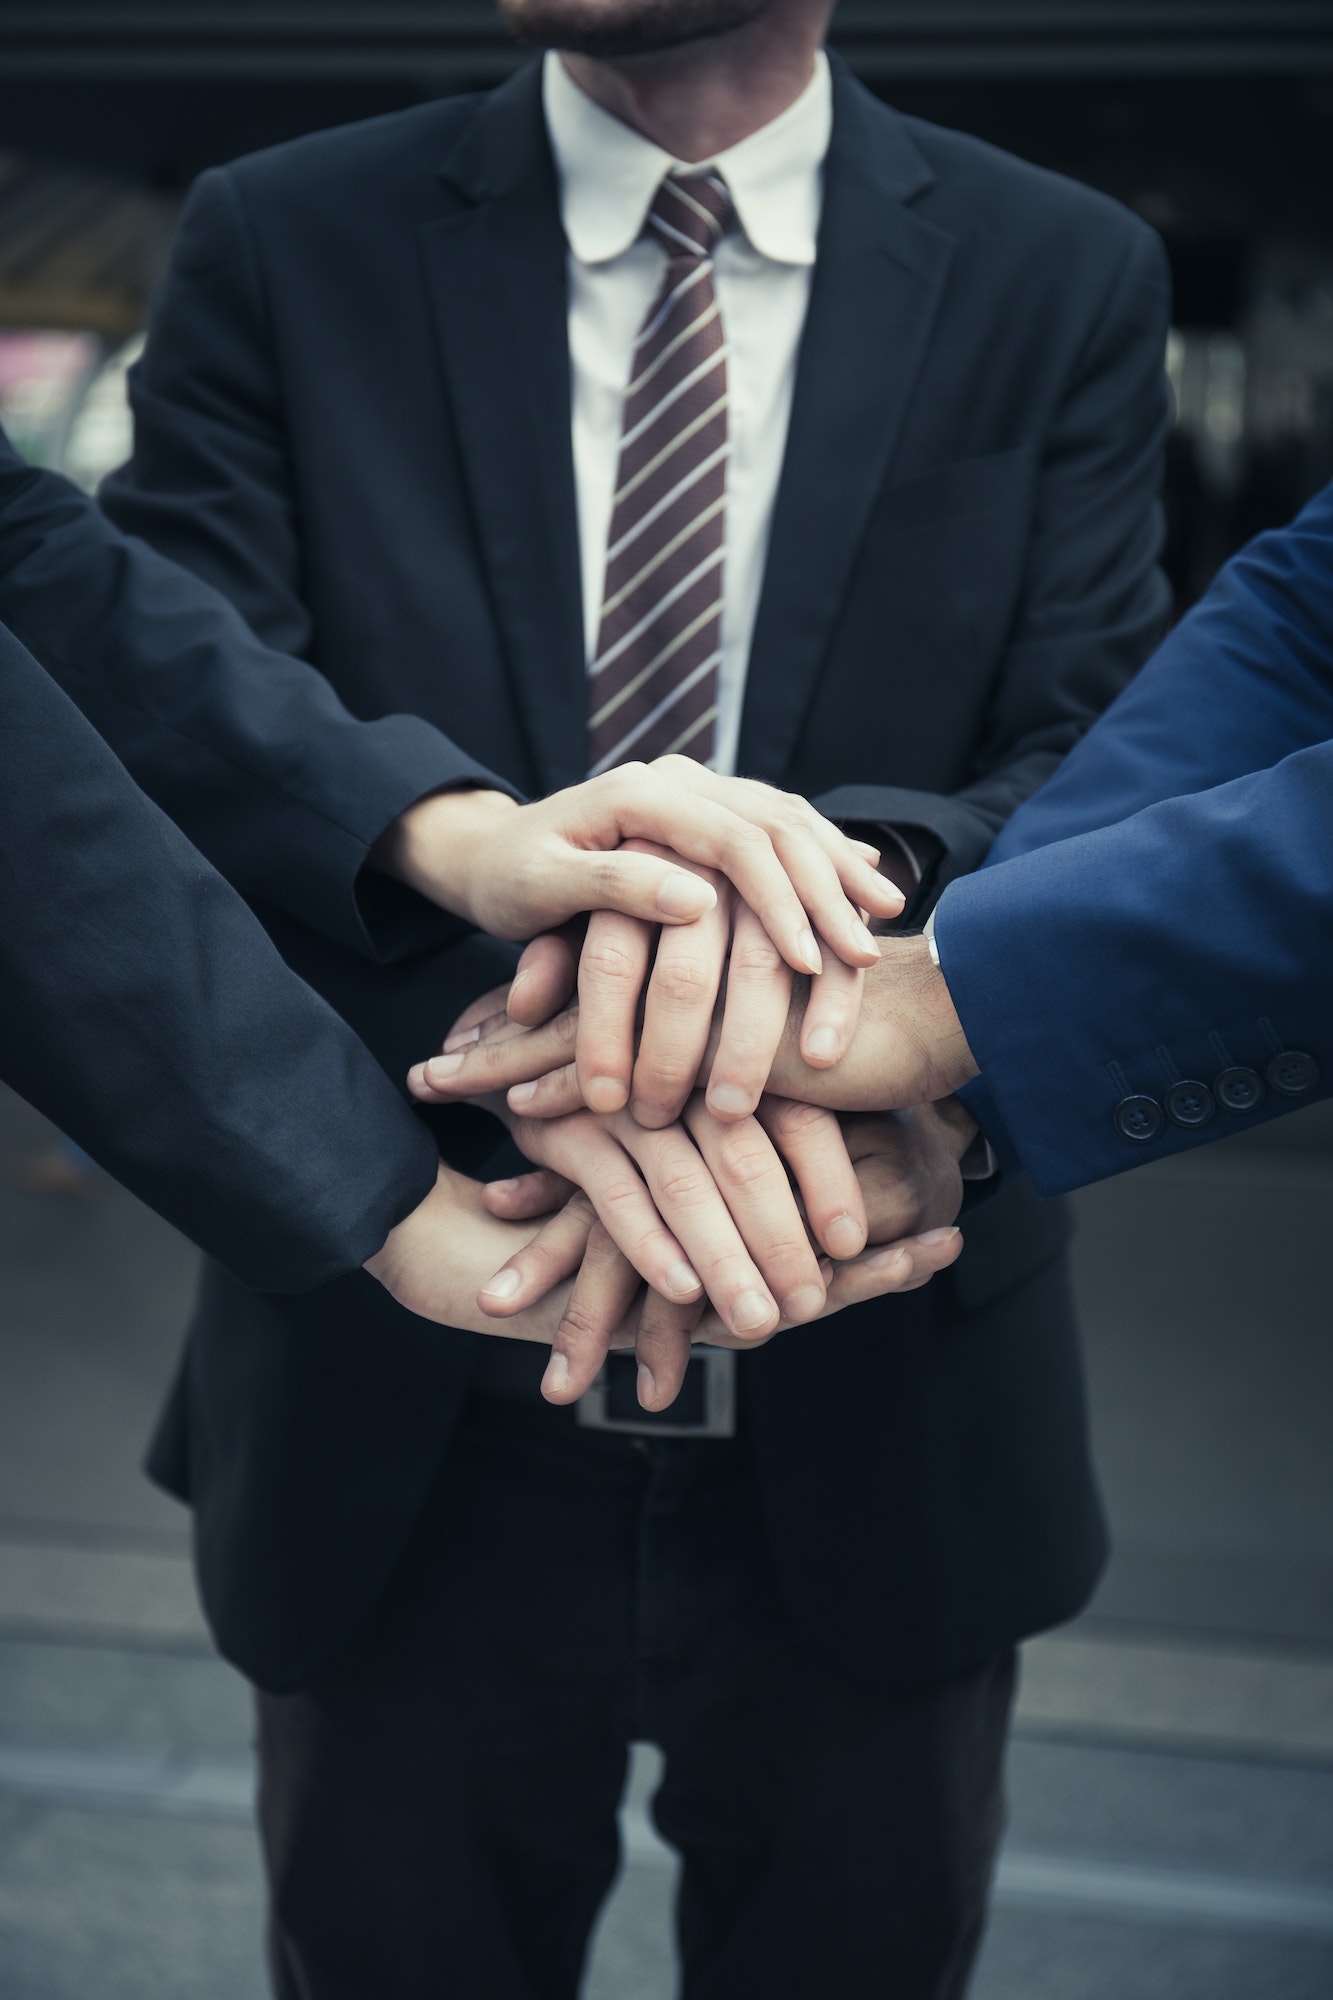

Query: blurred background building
[
  {"left": 2, "top": 1, "right": 1333, "bottom": 584},
  {"left": 1, "top": 6, "right": 1331, "bottom": 1998}
]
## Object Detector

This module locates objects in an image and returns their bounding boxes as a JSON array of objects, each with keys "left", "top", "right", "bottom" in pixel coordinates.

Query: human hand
[
  {"left": 410, "top": 934, "right": 979, "bottom": 1122},
  {"left": 361, "top": 1159, "right": 629, "bottom": 1348},
  {"left": 369, "top": 755, "right": 901, "bottom": 978},
  {"left": 474, "top": 1096, "right": 969, "bottom": 1407},
  {"left": 410, "top": 857, "right": 877, "bottom": 1135},
  {"left": 496, "top": 1093, "right": 874, "bottom": 1341}
]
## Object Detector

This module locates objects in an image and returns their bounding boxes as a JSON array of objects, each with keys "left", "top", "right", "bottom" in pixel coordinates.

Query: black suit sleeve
[
  {"left": 0, "top": 431, "right": 520, "bottom": 963},
  {"left": 815, "top": 226, "right": 1174, "bottom": 904},
  {"left": 0, "top": 620, "right": 438, "bottom": 1292}
]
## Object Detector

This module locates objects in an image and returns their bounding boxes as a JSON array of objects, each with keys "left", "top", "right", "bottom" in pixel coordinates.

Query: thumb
[{"left": 570, "top": 849, "right": 717, "bottom": 924}]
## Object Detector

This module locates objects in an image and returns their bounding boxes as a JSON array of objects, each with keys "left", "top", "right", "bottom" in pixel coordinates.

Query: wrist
[
  {"left": 363, "top": 1160, "right": 474, "bottom": 1316},
  {"left": 371, "top": 788, "right": 520, "bottom": 924},
  {"left": 892, "top": 935, "right": 980, "bottom": 1100}
]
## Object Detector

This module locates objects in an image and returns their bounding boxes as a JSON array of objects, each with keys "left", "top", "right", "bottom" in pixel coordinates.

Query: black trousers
[{"left": 256, "top": 1383, "right": 1016, "bottom": 2000}]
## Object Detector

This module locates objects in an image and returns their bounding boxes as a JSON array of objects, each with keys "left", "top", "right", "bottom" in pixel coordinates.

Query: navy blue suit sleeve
[
  {"left": 0, "top": 621, "right": 438, "bottom": 1290},
  {"left": 933, "top": 482, "right": 1333, "bottom": 1193},
  {"left": 815, "top": 224, "right": 1173, "bottom": 897},
  {"left": 0, "top": 434, "right": 519, "bottom": 961}
]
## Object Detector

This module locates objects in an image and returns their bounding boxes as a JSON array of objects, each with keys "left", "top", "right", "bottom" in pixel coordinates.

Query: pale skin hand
[
  {"left": 370, "top": 756, "right": 901, "bottom": 985},
  {"left": 480, "top": 1097, "right": 972, "bottom": 1407},
  {"left": 362, "top": 1160, "right": 626, "bottom": 1346},
  {"left": 486, "top": 1092, "right": 867, "bottom": 1342},
  {"left": 416, "top": 825, "right": 902, "bottom": 1137},
  {"left": 409, "top": 936, "right": 980, "bottom": 1122},
  {"left": 499, "top": 842, "right": 889, "bottom": 1134}
]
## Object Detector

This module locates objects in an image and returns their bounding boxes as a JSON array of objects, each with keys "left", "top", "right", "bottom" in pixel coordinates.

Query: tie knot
[{"left": 647, "top": 172, "right": 733, "bottom": 260}]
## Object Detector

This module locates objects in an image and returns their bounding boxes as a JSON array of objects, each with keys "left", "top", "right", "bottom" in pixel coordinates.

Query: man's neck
[{"left": 560, "top": 2, "right": 831, "bottom": 161}]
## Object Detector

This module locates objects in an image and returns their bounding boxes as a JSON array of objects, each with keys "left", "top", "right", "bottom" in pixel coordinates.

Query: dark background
[{"left": 3, "top": 1, "right": 1333, "bottom": 593}]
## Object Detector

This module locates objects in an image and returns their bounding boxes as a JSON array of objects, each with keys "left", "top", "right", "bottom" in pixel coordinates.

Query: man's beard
[{"left": 498, "top": 0, "right": 773, "bottom": 59}]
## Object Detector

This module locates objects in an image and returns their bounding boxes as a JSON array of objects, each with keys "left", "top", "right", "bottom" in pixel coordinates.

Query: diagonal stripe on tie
[{"left": 587, "top": 170, "right": 734, "bottom": 776}]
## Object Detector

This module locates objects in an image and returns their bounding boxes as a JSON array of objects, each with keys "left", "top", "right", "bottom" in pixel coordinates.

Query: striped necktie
[{"left": 587, "top": 171, "right": 733, "bottom": 776}]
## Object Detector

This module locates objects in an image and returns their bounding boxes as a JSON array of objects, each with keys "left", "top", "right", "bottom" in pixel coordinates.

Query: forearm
[
  {"left": 1, "top": 632, "right": 440, "bottom": 1291},
  {"left": 0, "top": 437, "right": 516, "bottom": 959},
  {"left": 934, "top": 742, "right": 1333, "bottom": 1195}
]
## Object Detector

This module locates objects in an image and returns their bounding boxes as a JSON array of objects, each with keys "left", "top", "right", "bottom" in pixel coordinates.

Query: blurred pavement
[{"left": 1, "top": 1079, "right": 1331, "bottom": 1998}]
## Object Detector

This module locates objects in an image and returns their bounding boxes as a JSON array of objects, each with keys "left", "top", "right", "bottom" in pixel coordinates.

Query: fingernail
[
  {"left": 852, "top": 921, "right": 880, "bottom": 956},
  {"left": 864, "top": 1245, "right": 910, "bottom": 1274},
  {"left": 480, "top": 1268, "right": 521, "bottom": 1300},
  {"left": 918, "top": 1226, "right": 961, "bottom": 1247},
  {"left": 508, "top": 1081, "right": 538, "bottom": 1108},
  {"left": 487, "top": 1177, "right": 519, "bottom": 1196},
  {"left": 426, "top": 1052, "right": 464, "bottom": 1082},
  {"left": 665, "top": 1260, "right": 702, "bottom": 1299},
  {"left": 804, "top": 1027, "right": 839, "bottom": 1065},
  {"left": 782, "top": 1283, "right": 825, "bottom": 1322},
  {"left": 657, "top": 873, "right": 715, "bottom": 919},
  {"left": 630, "top": 1099, "right": 671, "bottom": 1128},
  {"left": 637, "top": 1362, "right": 657, "bottom": 1406},
  {"left": 852, "top": 840, "right": 881, "bottom": 863},
  {"left": 825, "top": 1213, "right": 864, "bottom": 1259},
  {"left": 542, "top": 1352, "right": 570, "bottom": 1398},
  {"left": 797, "top": 929, "right": 823, "bottom": 976},
  {"left": 586, "top": 1076, "right": 628, "bottom": 1113},
  {"left": 706, "top": 1084, "right": 754, "bottom": 1119},
  {"left": 442, "top": 1025, "right": 481, "bottom": 1054},
  {"left": 732, "top": 1289, "right": 775, "bottom": 1334}
]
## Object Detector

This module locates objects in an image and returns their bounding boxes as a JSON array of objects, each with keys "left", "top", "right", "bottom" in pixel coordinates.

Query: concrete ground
[{"left": 1, "top": 1080, "right": 1330, "bottom": 1998}]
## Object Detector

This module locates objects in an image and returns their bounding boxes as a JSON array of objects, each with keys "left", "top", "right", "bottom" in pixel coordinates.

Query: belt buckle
[{"left": 576, "top": 1346, "right": 737, "bottom": 1439}]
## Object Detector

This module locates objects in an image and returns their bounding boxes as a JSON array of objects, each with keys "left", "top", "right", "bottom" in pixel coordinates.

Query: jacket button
[
  {"left": 1165, "top": 1079, "right": 1215, "bottom": 1128},
  {"left": 1215, "top": 1066, "right": 1265, "bottom": 1113},
  {"left": 1267, "top": 1050, "right": 1319, "bottom": 1096},
  {"left": 1114, "top": 1095, "right": 1164, "bottom": 1143}
]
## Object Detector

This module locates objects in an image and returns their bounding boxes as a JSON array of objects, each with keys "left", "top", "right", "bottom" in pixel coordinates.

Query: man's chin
[{"left": 497, "top": 0, "right": 771, "bottom": 58}]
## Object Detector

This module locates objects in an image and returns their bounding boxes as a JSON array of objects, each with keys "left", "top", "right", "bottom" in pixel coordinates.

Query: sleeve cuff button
[
  {"left": 1114, "top": 1095, "right": 1164, "bottom": 1143},
  {"left": 1216, "top": 1066, "right": 1264, "bottom": 1113},
  {"left": 1165, "top": 1079, "right": 1216, "bottom": 1128},
  {"left": 1268, "top": 1051, "right": 1319, "bottom": 1096}
]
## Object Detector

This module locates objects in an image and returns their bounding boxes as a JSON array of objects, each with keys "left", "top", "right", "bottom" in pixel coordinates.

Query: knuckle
[
  {"left": 769, "top": 1099, "right": 831, "bottom": 1144},
  {"left": 657, "top": 1165, "right": 713, "bottom": 1209},
  {"left": 717, "top": 1132, "right": 778, "bottom": 1188},
  {"left": 588, "top": 852, "right": 635, "bottom": 902},
  {"left": 728, "top": 934, "right": 786, "bottom": 980},
  {"left": 598, "top": 1174, "right": 649, "bottom": 1216},
  {"left": 556, "top": 1302, "right": 611, "bottom": 1346},
  {"left": 581, "top": 938, "right": 643, "bottom": 986},
  {"left": 772, "top": 795, "right": 809, "bottom": 832},
  {"left": 652, "top": 957, "right": 715, "bottom": 1007}
]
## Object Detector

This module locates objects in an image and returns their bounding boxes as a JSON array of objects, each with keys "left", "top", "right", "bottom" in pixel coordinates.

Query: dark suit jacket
[
  {"left": 0, "top": 433, "right": 516, "bottom": 963},
  {"left": 101, "top": 56, "right": 1173, "bottom": 1692},
  {"left": 0, "top": 614, "right": 436, "bottom": 1291},
  {"left": 942, "top": 480, "right": 1333, "bottom": 1193}
]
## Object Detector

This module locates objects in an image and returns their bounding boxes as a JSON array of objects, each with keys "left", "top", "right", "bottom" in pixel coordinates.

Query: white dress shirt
[{"left": 542, "top": 51, "right": 831, "bottom": 778}]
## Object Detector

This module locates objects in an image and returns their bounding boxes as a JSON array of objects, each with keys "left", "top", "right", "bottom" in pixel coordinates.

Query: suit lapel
[
  {"left": 422, "top": 66, "right": 588, "bottom": 795},
  {"left": 738, "top": 63, "right": 954, "bottom": 781}
]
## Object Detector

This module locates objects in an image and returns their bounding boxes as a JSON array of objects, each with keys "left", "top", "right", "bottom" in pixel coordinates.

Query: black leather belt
[{"left": 470, "top": 1337, "right": 739, "bottom": 1439}]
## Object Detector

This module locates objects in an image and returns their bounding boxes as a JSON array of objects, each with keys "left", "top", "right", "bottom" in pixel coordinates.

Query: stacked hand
[{"left": 368, "top": 757, "right": 980, "bottom": 1404}]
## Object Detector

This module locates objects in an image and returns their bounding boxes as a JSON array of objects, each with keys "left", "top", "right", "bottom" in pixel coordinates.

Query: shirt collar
[{"left": 542, "top": 49, "right": 830, "bottom": 268}]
